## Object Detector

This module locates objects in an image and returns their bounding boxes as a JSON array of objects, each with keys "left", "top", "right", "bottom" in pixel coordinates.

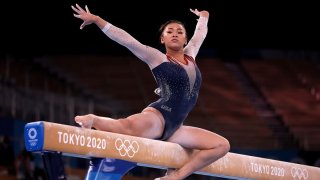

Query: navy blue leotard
[{"left": 148, "top": 57, "right": 202, "bottom": 140}]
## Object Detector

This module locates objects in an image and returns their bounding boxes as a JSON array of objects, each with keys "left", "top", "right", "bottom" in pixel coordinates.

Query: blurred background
[{"left": 1, "top": 0, "right": 320, "bottom": 179}]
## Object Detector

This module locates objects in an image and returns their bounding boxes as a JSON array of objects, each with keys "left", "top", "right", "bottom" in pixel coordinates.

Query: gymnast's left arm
[{"left": 184, "top": 9, "right": 209, "bottom": 59}]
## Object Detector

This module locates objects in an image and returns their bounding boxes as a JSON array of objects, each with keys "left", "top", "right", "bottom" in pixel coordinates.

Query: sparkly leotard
[
  {"left": 147, "top": 55, "right": 202, "bottom": 140},
  {"left": 103, "top": 16, "right": 208, "bottom": 140}
]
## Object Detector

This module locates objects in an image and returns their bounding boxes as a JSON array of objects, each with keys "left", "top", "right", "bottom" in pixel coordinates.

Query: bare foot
[
  {"left": 165, "top": 168, "right": 176, "bottom": 176},
  {"left": 154, "top": 175, "right": 181, "bottom": 180},
  {"left": 75, "top": 114, "right": 94, "bottom": 128},
  {"left": 155, "top": 169, "right": 182, "bottom": 180}
]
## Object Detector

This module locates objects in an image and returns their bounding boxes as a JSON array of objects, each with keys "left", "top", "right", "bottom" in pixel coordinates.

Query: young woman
[{"left": 71, "top": 4, "right": 230, "bottom": 179}]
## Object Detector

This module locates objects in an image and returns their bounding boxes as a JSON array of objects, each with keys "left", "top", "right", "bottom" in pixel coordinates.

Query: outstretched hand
[
  {"left": 71, "top": 4, "right": 97, "bottom": 29},
  {"left": 190, "top": 8, "right": 209, "bottom": 18}
]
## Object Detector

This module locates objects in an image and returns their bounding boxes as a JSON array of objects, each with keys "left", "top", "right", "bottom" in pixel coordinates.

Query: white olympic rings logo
[
  {"left": 291, "top": 167, "right": 308, "bottom": 179},
  {"left": 115, "top": 138, "right": 139, "bottom": 158},
  {"left": 28, "top": 128, "right": 37, "bottom": 140}
]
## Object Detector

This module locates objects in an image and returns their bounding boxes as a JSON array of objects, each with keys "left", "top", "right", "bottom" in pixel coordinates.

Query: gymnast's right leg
[{"left": 74, "top": 107, "right": 165, "bottom": 139}]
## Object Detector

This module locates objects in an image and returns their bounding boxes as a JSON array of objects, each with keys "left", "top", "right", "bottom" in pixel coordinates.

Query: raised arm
[
  {"left": 71, "top": 4, "right": 165, "bottom": 69},
  {"left": 184, "top": 9, "right": 209, "bottom": 59}
]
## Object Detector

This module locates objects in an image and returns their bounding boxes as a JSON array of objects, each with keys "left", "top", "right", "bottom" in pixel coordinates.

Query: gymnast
[{"left": 71, "top": 4, "right": 230, "bottom": 179}]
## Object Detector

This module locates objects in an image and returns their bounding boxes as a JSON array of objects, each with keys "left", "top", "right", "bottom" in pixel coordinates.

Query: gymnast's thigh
[
  {"left": 166, "top": 125, "right": 229, "bottom": 150},
  {"left": 123, "top": 107, "right": 165, "bottom": 139}
]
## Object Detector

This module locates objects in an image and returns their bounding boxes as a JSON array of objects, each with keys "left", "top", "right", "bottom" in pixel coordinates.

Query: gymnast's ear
[{"left": 160, "top": 36, "right": 164, "bottom": 44}]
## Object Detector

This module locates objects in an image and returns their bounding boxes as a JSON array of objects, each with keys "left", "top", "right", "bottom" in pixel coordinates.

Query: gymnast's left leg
[{"left": 157, "top": 126, "right": 230, "bottom": 180}]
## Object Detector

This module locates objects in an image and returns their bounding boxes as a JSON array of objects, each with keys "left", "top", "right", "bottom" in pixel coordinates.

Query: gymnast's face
[{"left": 161, "top": 23, "right": 188, "bottom": 51}]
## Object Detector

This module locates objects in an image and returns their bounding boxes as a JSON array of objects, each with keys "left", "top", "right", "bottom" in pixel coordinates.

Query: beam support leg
[{"left": 85, "top": 158, "right": 137, "bottom": 180}]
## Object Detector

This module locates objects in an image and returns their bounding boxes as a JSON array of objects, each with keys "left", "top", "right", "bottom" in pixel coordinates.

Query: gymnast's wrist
[
  {"left": 91, "top": 15, "right": 100, "bottom": 24},
  {"left": 199, "top": 15, "right": 209, "bottom": 20}
]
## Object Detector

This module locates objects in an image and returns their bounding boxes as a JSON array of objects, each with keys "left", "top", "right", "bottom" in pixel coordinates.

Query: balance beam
[{"left": 24, "top": 121, "right": 320, "bottom": 179}]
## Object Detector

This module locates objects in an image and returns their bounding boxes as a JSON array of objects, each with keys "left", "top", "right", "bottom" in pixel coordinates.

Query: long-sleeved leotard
[{"left": 103, "top": 16, "right": 208, "bottom": 140}]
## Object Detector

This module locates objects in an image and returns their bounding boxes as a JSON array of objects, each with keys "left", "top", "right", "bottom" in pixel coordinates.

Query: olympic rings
[
  {"left": 115, "top": 138, "right": 139, "bottom": 158},
  {"left": 291, "top": 167, "right": 308, "bottom": 179}
]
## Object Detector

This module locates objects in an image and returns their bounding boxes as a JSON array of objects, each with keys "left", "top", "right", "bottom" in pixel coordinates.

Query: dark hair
[{"left": 158, "top": 20, "right": 188, "bottom": 43}]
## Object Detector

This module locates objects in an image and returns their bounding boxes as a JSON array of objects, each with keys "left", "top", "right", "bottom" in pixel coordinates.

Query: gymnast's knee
[
  {"left": 208, "top": 137, "right": 230, "bottom": 157},
  {"left": 219, "top": 138, "right": 230, "bottom": 156}
]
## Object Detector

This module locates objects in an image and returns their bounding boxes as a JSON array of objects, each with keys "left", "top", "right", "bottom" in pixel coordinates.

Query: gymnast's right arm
[{"left": 71, "top": 4, "right": 164, "bottom": 69}]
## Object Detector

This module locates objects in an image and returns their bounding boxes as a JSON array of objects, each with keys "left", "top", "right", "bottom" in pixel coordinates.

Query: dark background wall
[{"left": 2, "top": 0, "right": 320, "bottom": 57}]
